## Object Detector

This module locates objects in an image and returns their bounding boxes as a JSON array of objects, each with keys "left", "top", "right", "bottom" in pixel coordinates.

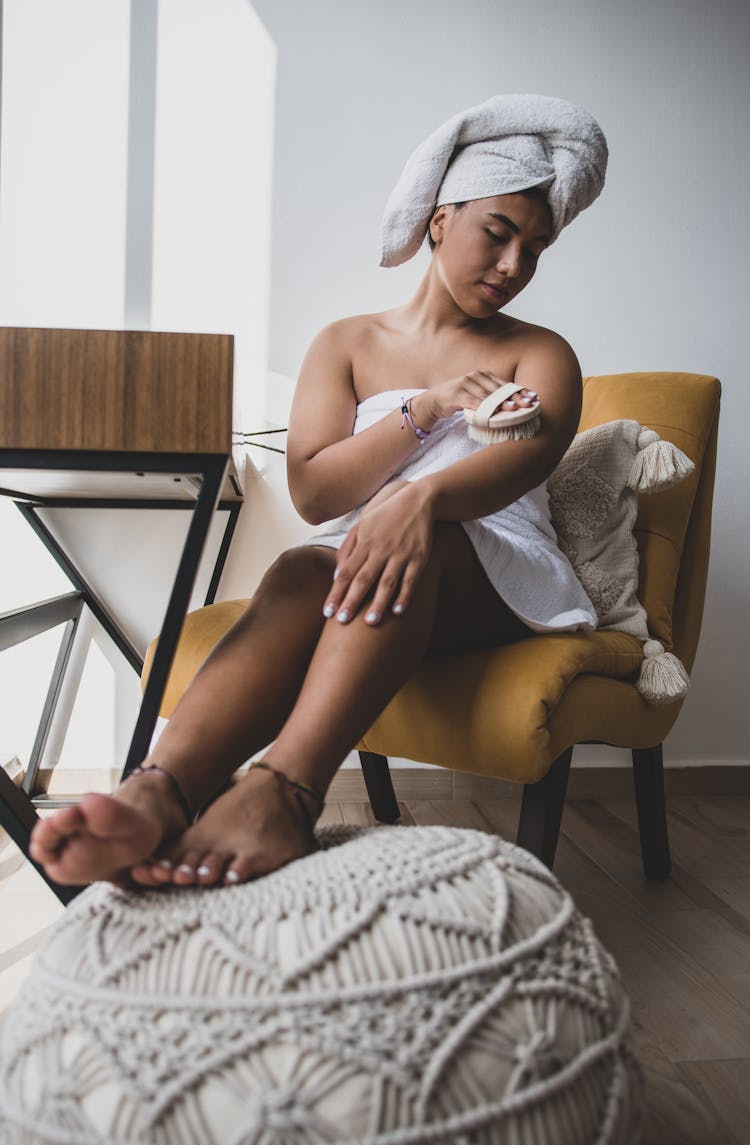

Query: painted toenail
[
  {"left": 177, "top": 864, "right": 194, "bottom": 875},
  {"left": 196, "top": 865, "right": 211, "bottom": 876},
  {"left": 158, "top": 859, "right": 173, "bottom": 870},
  {"left": 225, "top": 869, "right": 240, "bottom": 883}
]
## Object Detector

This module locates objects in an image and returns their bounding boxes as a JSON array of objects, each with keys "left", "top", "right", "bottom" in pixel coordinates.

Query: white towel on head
[{"left": 380, "top": 93, "right": 608, "bottom": 267}]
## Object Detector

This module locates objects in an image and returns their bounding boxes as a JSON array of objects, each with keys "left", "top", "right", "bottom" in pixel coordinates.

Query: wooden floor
[{"left": 2, "top": 793, "right": 749, "bottom": 1144}]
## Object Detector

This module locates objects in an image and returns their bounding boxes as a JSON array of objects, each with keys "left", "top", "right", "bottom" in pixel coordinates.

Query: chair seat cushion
[
  {"left": 362, "top": 629, "right": 644, "bottom": 782},
  {"left": 144, "top": 599, "right": 250, "bottom": 718},
  {"left": 0, "top": 825, "right": 643, "bottom": 1144}
]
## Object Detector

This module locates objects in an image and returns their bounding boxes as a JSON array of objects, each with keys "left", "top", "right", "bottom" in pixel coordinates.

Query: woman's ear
[{"left": 429, "top": 205, "right": 449, "bottom": 246}]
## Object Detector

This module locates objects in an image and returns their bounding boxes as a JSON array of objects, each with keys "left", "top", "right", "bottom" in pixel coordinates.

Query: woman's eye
[{"left": 484, "top": 229, "right": 507, "bottom": 243}]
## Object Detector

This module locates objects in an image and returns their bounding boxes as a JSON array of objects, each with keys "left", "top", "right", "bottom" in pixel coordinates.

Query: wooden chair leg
[
  {"left": 516, "top": 747, "right": 573, "bottom": 869},
  {"left": 632, "top": 744, "right": 672, "bottom": 880},
  {"left": 358, "top": 751, "right": 401, "bottom": 824}
]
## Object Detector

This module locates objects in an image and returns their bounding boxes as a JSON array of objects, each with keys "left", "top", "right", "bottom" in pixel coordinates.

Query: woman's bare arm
[
  {"left": 286, "top": 320, "right": 431, "bottom": 524},
  {"left": 421, "top": 331, "right": 582, "bottom": 521}
]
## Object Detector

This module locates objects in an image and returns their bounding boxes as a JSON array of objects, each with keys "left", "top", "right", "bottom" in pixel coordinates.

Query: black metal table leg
[
  {"left": 15, "top": 502, "right": 143, "bottom": 673},
  {"left": 204, "top": 500, "right": 242, "bottom": 606},
  {"left": 122, "top": 456, "right": 228, "bottom": 776}
]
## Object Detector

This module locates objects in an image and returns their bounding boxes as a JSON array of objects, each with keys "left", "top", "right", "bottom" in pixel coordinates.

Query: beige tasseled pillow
[{"left": 548, "top": 419, "right": 694, "bottom": 704}]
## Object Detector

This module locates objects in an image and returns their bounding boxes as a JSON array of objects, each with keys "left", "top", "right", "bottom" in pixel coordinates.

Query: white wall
[{"left": 250, "top": 0, "right": 750, "bottom": 766}]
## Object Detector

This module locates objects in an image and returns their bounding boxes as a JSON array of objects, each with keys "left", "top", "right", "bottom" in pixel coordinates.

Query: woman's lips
[{"left": 480, "top": 282, "right": 508, "bottom": 303}]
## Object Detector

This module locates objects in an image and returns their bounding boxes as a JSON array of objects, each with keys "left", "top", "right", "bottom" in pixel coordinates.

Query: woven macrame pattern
[{"left": 0, "top": 826, "right": 642, "bottom": 1144}]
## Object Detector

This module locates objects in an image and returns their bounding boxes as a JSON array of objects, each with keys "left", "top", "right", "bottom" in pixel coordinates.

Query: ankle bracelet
[
  {"left": 249, "top": 761, "right": 324, "bottom": 810},
  {"left": 248, "top": 761, "right": 325, "bottom": 839},
  {"left": 129, "top": 766, "right": 193, "bottom": 826}
]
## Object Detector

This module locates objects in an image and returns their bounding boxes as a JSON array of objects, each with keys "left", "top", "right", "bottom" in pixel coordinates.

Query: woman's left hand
[{"left": 323, "top": 481, "right": 434, "bottom": 624}]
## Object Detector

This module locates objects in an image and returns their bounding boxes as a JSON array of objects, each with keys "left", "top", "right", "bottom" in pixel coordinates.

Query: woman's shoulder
[
  {"left": 300, "top": 311, "right": 401, "bottom": 381},
  {"left": 316, "top": 309, "right": 398, "bottom": 342},
  {"left": 486, "top": 314, "right": 580, "bottom": 371},
  {"left": 488, "top": 313, "right": 573, "bottom": 351}
]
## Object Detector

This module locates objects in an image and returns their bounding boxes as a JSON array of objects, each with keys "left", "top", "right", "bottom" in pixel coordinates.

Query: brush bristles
[{"left": 466, "top": 414, "right": 541, "bottom": 445}]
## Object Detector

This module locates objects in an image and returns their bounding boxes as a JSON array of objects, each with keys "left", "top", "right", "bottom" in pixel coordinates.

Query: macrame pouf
[{"left": 0, "top": 826, "right": 643, "bottom": 1144}]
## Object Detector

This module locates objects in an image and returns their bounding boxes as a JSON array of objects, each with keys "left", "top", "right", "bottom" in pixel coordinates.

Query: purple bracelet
[{"left": 400, "top": 397, "right": 430, "bottom": 443}]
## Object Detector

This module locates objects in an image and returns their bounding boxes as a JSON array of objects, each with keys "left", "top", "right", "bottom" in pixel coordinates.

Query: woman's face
[{"left": 429, "top": 192, "right": 552, "bottom": 318}]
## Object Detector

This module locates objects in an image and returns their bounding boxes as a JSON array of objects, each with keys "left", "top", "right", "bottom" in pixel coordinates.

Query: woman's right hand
[{"left": 409, "top": 370, "right": 538, "bottom": 429}]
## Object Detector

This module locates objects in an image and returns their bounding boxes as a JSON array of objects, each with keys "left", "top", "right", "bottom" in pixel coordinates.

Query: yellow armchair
[{"left": 144, "top": 372, "right": 720, "bottom": 879}]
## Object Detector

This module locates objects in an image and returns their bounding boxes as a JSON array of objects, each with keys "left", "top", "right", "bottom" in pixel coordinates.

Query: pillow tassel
[
  {"left": 628, "top": 428, "right": 695, "bottom": 493},
  {"left": 637, "top": 638, "right": 690, "bottom": 704}
]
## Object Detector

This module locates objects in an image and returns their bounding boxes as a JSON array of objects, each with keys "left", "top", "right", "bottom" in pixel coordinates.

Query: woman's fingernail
[
  {"left": 332, "top": 567, "right": 339, "bottom": 581},
  {"left": 393, "top": 602, "right": 405, "bottom": 615},
  {"left": 225, "top": 869, "right": 240, "bottom": 883},
  {"left": 365, "top": 610, "right": 379, "bottom": 624},
  {"left": 337, "top": 609, "right": 350, "bottom": 623},
  {"left": 323, "top": 603, "right": 335, "bottom": 618},
  {"left": 527, "top": 390, "right": 538, "bottom": 398}
]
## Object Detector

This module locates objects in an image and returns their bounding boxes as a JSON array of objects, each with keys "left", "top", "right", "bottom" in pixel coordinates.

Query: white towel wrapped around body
[
  {"left": 301, "top": 389, "right": 597, "bottom": 634},
  {"left": 381, "top": 93, "right": 608, "bottom": 267}
]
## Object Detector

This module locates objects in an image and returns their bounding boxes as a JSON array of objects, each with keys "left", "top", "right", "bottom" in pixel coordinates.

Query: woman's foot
[
  {"left": 28, "top": 769, "right": 190, "bottom": 886},
  {"left": 130, "top": 765, "right": 321, "bottom": 889}
]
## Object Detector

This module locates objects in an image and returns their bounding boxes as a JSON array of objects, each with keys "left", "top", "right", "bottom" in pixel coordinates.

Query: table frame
[{"left": 0, "top": 447, "right": 241, "bottom": 903}]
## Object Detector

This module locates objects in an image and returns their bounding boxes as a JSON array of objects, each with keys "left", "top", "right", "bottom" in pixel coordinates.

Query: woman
[{"left": 30, "top": 94, "right": 607, "bottom": 889}]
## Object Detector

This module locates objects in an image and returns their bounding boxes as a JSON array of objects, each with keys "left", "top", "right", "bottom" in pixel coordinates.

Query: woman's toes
[
  {"left": 149, "top": 857, "right": 177, "bottom": 884},
  {"left": 223, "top": 856, "right": 256, "bottom": 886},
  {"left": 194, "top": 853, "right": 228, "bottom": 886},
  {"left": 129, "top": 860, "right": 163, "bottom": 887},
  {"left": 172, "top": 850, "right": 204, "bottom": 886}
]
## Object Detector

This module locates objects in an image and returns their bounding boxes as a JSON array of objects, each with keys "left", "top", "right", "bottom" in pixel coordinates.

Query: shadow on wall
[{"left": 218, "top": 464, "right": 309, "bottom": 605}]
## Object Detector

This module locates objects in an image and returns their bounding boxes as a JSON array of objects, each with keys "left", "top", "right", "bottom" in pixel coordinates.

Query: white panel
[
  {"left": 0, "top": 0, "right": 130, "bottom": 327},
  {"left": 151, "top": 0, "right": 275, "bottom": 431}
]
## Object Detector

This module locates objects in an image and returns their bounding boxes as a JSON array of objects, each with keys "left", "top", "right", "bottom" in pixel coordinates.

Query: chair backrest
[{"left": 580, "top": 372, "right": 720, "bottom": 670}]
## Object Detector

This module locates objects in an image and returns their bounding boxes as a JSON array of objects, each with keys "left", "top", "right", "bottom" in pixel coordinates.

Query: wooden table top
[{"left": 0, "top": 327, "right": 234, "bottom": 456}]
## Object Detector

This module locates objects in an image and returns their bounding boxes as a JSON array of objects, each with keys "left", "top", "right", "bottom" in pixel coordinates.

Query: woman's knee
[{"left": 254, "top": 544, "right": 337, "bottom": 601}]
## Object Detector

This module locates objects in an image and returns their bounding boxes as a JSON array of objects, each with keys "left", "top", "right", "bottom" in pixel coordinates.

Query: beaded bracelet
[{"left": 400, "top": 397, "right": 430, "bottom": 443}]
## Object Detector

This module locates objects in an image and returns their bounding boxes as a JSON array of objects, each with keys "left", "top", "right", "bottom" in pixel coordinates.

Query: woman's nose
[{"left": 496, "top": 246, "right": 521, "bottom": 277}]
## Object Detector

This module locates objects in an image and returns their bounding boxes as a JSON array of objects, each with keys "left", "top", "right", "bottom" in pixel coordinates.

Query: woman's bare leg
[
  {"left": 29, "top": 546, "right": 338, "bottom": 885},
  {"left": 154, "top": 523, "right": 528, "bottom": 887}
]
